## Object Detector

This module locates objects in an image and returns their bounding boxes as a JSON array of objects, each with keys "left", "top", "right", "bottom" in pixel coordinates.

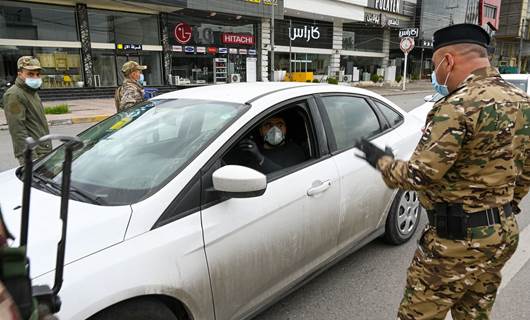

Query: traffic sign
[
  {"left": 399, "top": 28, "right": 419, "bottom": 38},
  {"left": 400, "top": 37, "right": 415, "bottom": 53}
]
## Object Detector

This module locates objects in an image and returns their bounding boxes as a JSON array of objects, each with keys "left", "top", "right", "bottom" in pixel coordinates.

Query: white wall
[{"left": 284, "top": 0, "right": 366, "bottom": 22}]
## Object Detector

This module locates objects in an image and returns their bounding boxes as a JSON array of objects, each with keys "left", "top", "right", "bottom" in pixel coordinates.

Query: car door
[
  {"left": 200, "top": 97, "right": 341, "bottom": 320},
  {"left": 316, "top": 94, "right": 395, "bottom": 250}
]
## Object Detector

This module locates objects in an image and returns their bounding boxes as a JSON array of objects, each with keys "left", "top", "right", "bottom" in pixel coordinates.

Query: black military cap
[{"left": 433, "top": 23, "right": 490, "bottom": 52}]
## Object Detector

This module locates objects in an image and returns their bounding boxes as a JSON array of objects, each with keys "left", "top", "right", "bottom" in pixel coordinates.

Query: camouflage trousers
[{"left": 398, "top": 211, "right": 519, "bottom": 320}]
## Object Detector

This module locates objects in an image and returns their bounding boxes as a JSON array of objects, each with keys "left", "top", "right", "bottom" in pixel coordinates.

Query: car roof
[{"left": 154, "top": 82, "right": 378, "bottom": 104}]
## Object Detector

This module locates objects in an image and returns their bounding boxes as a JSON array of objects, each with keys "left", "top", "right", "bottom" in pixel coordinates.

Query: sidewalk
[{"left": 0, "top": 81, "right": 432, "bottom": 129}]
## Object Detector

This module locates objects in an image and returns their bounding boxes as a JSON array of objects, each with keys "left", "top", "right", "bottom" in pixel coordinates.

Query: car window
[
  {"left": 373, "top": 100, "right": 403, "bottom": 127},
  {"left": 222, "top": 101, "right": 315, "bottom": 177},
  {"left": 320, "top": 95, "right": 381, "bottom": 151},
  {"left": 505, "top": 79, "right": 528, "bottom": 92},
  {"left": 32, "top": 99, "right": 248, "bottom": 205}
]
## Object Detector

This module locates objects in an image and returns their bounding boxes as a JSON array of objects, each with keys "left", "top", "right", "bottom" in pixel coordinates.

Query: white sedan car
[
  {"left": 0, "top": 83, "right": 423, "bottom": 320},
  {"left": 411, "top": 73, "right": 530, "bottom": 121}
]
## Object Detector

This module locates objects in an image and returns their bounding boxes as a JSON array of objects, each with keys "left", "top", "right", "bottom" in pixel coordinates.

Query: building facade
[
  {"left": 496, "top": 0, "right": 528, "bottom": 72},
  {"left": 7, "top": 0, "right": 491, "bottom": 91},
  {"left": 0, "top": 0, "right": 284, "bottom": 90}
]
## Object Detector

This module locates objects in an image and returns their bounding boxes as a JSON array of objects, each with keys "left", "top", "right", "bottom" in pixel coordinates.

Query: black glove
[
  {"left": 238, "top": 139, "right": 264, "bottom": 165},
  {"left": 355, "top": 138, "right": 394, "bottom": 169}
]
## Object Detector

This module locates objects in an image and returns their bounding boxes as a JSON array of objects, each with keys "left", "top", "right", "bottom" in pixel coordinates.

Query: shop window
[
  {"left": 0, "top": 1, "right": 78, "bottom": 41},
  {"left": 88, "top": 9, "right": 160, "bottom": 45},
  {"left": 0, "top": 46, "right": 83, "bottom": 89}
]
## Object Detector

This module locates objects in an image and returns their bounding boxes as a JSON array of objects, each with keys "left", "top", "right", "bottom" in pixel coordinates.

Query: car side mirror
[
  {"left": 212, "top": 165, "right": 267, "bottom": 198},
  {"left": 423, "top": 94, "right": 433, "bottom": 102}
]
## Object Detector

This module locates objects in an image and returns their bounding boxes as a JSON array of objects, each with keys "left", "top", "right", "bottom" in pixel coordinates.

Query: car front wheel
[{"left": 384, "top": 189, "right": 421, "bottom": 245}]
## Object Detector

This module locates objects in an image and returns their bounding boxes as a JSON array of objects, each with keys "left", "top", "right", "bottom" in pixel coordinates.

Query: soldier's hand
[{"left": 355, "top": 138, "right": 394, "bottom": 169}]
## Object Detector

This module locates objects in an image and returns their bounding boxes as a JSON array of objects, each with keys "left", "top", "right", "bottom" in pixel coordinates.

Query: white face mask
[
  {"left": 264, "top": 126, "right": 285, "bottom": 146},
  {"left": 25, "top": 77, "right": 42, "bottom": 89}
]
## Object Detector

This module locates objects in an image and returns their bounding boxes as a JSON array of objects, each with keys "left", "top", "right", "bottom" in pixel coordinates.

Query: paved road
[{"left": 1, "top": 92, "right": 529, "bottom": 319}]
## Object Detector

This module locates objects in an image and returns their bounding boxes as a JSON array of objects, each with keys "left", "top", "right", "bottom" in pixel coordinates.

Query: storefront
[
  {"left": 165, "top": 9, "right": 260, "bottom": 85},
  {"left": 0, "top": 1, "right": 83, "bottom": 89},
  {"left": 273, "top": 17, "right": 334, "bottom": 80}
]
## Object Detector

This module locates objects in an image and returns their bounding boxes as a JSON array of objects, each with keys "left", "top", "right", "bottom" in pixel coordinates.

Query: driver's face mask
[{"left": 264, "top": 126, "right": 285, "bottom": 146}]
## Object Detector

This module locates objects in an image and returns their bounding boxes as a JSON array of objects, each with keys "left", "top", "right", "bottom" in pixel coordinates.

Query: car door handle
[{"left": 307, "top": 180, "right": 332, "bottom": 196}]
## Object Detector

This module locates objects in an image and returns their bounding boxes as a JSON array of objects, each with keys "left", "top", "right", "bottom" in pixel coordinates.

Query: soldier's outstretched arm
[
  {"left": 377, "top": 101, "right": 466, "bottom": 190},
  {"left": 3, "top": 93, "right": 29, "bottom": 160}
]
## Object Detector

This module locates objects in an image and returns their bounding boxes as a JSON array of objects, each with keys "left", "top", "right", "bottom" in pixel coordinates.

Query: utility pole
[
  {"left": 446, "top": 1, "right": 459, "bottom": 26},
  {"left": 270, "top": 3, "right": 275, "bottom": 81},
  {"left": 519, "top": 18, "right": 527, "bottom": 73}
]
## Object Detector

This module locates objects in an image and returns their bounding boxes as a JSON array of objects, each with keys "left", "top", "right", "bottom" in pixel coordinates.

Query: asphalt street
[{"left": 0, "top": 92, "right": 529, "bottom": 319}]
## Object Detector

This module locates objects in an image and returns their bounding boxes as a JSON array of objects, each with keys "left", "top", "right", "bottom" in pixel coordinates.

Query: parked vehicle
[
  {"left": 0, "top": 83, "right": 424, "bottom": 320},
  {"left": 410, "top": 74, "right": 530, "bottom": 122}
]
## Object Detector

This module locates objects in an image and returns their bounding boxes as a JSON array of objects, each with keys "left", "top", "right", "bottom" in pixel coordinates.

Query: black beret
[{"left": 433, "top": 23, "right": 490, "bottom": 52}]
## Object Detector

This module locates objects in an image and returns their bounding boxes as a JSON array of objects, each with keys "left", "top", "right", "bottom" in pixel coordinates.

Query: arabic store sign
[
  {"left": 275, "top": 18, "right": 332, "bottom": 49},
  {"left": 365, "top": 12, "right": 400, "bottom": 28}
]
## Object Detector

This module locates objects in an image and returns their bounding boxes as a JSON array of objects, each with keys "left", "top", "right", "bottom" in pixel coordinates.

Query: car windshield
[
  {"left": 32, "top": 99, "right": 248, "bottom": 205},
  {"left": 505, "top": 79, "right": 528, "bottom": 92}
]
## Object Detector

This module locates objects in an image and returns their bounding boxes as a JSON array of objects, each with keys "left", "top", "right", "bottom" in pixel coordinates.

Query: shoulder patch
[{"left": 8, "top": 103, "right": 22, "bottom": 115}]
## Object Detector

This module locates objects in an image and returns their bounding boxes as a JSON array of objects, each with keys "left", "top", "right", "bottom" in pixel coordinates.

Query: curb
[
  {"left": 1, "top": 114, "right": 111, "bottom": 130},
  {"left": 48, "top": 115, "right": 111, "bottom": 127},
  {"left": 380, "top": 89, "right": 433, "bottom": 97}
]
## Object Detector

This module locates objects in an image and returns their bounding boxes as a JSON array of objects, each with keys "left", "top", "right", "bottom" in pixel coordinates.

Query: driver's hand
[{"left": 238, "top": 139, "right": 264, "bottom": 164}]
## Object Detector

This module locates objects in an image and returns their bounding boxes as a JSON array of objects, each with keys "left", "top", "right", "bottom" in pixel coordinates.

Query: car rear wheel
[
  {"left": 384, "top": 189, "right": 421, "bottom": 245},
  {"left": 89, "top": 297, "right": 179, "bottom": 320}
]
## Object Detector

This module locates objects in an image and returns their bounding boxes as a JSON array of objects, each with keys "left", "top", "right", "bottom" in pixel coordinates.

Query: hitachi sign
[{"left": 374, "top": 0, "right": 401, "bottom": 14}]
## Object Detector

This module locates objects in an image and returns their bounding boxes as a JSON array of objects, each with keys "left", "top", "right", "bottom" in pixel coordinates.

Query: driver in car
[{"left": 237, "top": 115, "right": 306, "bottom": 174}]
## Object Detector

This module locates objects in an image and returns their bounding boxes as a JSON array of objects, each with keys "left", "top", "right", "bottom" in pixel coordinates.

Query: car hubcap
[{"left": 397, "top": 191, "right": 420, "bottom": 236}]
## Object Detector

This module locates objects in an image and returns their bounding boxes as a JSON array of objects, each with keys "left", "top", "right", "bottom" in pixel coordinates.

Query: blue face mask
[
  {"left": 431, "top": 57, "right": 451, "bottom": 97},
  {"left": 25, "top": 77, "right": 42, "bottom": 89},
  {"left": 138, "top": 73, "right": 144, "bottom": 85}
]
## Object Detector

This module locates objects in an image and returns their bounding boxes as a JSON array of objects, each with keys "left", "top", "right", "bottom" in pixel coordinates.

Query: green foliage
[
  {"left": 306, "top": 80, "right": 312, "bottom": 83},
  {"left": 370, "top": 74, "right": 380, "bottom": 83},
  {"left": 396, "top": 74, "right": 402, "bottom": 83},
  {"left": 411, "top": 73, "right": 420, "bottom": 80},
  {"left": 44, "top": 104, "right": 70, "bottom": 115},
  {"left": 312, "top": 79, "right": 320, "bottom": 83},
  {"left": 327, "top": 77, "right": 339, "bottom": 85}
]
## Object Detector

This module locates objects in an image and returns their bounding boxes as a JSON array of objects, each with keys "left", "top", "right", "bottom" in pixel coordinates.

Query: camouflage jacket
[
  {"left": 378, "top": 67, "right": 530, "bottom": 213},
  {"left": 2, "top": 78, "right": 51, "bottom": 164},
  {"left": 115, "top": 78, "right": 144, "bottom": 112}
]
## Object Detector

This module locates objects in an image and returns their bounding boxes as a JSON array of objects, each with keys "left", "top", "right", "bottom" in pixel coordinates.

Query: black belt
[{"left": 427, "top": 203, "right": 512, "bottom": 228}]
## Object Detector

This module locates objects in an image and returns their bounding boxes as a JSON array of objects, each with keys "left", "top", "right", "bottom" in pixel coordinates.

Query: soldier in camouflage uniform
[
  {"left": 115, "top": 61, "right": 147, "bottom": 112},
  {"left": 2, "top": 57, "right": 51, "bottom": 165},
  {"left": 357, "top": 24, "right": 528, "bottom": 319}
]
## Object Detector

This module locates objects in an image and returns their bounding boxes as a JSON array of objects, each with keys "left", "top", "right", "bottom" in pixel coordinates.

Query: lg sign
[{"left": 174, "top": 22, "right": 192, "bottom": 44}]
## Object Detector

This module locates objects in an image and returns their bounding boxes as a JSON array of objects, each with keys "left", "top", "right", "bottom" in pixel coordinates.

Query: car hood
[{"left": 0, "top": 168, "right": 132, "bottom": 278}]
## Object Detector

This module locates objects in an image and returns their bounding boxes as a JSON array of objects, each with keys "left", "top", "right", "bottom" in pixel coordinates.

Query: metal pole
[
  {"left": 403, "top": 52, "right": 408, "bottom": 91},
  {"left": 419, "top": 48, "right": 424, "bottom": 79},
  {"left": 270, "top": 4, "right": 275, "bottom": 81},
  {"left": 517, "top": 18, "right": 526, "bottom": 73},
  {"left": 289, "top": 19, "right": 292, "bottom": 77}
]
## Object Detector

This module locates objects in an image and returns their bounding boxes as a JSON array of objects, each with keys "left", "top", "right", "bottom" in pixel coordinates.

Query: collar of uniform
[
  {"left": 123, "top": 78, "right": 143, "bottom": 88},
  {"left": 15, "top": 76, "right": 38, "bottom": 93},
  {"left": 455, "top": 66, "right": 500, "bottom": 90}
]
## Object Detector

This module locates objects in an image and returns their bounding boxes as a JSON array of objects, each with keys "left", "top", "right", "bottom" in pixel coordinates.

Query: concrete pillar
[
  {"left": 330, "top": 21, "right": 343, "bottom": 77},
  {"left": 382, "top": 29, "right": 390, "bottom": 68},
  {"left": 75, "top": 4, "right": 94, "bottom": 87},
  {"left": 261, "top": 19, "right": 271, "bottom": 81},
  {"left": 159, "top": 13, "right": 172, "bottom": 86}
]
